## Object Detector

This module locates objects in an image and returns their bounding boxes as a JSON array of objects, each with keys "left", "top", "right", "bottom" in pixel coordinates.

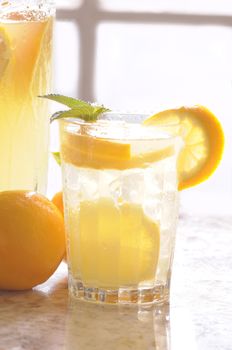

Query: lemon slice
[
  {"left": 61, "top": 133, "right": 174, "bottom": 170},
  {"left": 69, "top": 198, "right": 160, "bottom": 288},
  {"left": 144, "top": 105, "right": 225, "bottom": 190},
  {"left": 0, "top": 27, "right": 11, "bottom": 78},
  {"left": 64, "top": 133, "right": 131, "bottom": 161}
]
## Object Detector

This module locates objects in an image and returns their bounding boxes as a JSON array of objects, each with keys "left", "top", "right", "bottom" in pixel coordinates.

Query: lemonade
[
  {"left": 0, "top": 3, "right": 54, "bottom": 192},
  {"left": 60, "top": 115, "right": 181, "bottom": 304},
  {"left": 45, "top": 94, "right": 224, "bottom": 305}
]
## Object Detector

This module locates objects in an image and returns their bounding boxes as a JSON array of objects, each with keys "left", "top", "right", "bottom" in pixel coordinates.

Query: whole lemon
[
  {"left": 0, "top": 191, "right": 66, "bottom": 290},
  {"left": 52, "top": 191, "right": 64, "bottom": 215},
  {"left": 52, "top": 191, "right": 67, "bottom": 261}
]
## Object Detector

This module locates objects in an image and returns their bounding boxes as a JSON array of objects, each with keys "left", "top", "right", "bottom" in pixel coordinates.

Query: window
[{"left": 49, "top": 0, "right": 232, "bottom": 214}]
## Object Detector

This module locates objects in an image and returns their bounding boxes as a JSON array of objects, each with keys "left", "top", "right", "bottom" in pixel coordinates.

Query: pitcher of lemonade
[{"left": 0, "top": 0, "right": 55, "bottom": 193}]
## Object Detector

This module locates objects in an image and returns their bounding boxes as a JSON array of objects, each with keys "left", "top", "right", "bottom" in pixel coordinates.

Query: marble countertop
[{"left": 0, "top": 214, "right": 232, "bottom": 350}]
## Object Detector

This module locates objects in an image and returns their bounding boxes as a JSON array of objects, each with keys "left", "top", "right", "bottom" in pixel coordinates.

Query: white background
[{"left": 48, "top": 0, "right": 232, "bottom": 215}]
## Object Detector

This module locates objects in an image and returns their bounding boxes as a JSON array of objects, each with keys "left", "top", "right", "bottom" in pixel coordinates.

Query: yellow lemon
[
  {"left": 52, "top": 191, "right": 64, "bottom": 216},
  {"left": 0, "top": 191, "right": 66, "bottom": 290}
]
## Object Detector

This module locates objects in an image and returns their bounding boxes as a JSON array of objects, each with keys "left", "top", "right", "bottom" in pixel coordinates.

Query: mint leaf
[
  {"left": 40, "top": 94, "right": 110, "bottom": 123},
  {"left": 50, "top": 106, "right": 109, "bottom": 123},
  {"left": 92, "top": 106, "right": 110, "bottom": 116},
  {"left": 39, "top": 94, "right": 90, "bottom": 109},
  {"left": 52, "top": 152, "right": 61, "bottom": 166}
]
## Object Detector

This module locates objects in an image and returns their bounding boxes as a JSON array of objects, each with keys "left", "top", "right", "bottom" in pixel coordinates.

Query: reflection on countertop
[
  {"left": 0, "top": 215, "right": 232, "bottom": 350},
  {"left": 66, "top": 300, "right": 170, "bottom": 350}
]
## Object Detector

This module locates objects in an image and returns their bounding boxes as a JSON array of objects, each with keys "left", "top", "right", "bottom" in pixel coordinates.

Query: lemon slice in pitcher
[
  {"left": 144, "top": 105, "right": 225, "bottom": 190},
  {"left": 0, "top": 28, "right": 11, "bottom": 78}
]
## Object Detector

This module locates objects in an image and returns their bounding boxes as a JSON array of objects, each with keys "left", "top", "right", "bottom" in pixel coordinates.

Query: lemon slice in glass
[
  {"left": 69, "top": 198, "right": 160, "bottom": 288},
  {"left": 61, "top": 132, "right": 174, "bottom": 170}
]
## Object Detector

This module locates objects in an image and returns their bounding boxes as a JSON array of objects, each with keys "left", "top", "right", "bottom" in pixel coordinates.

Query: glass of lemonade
[
  {"left": 0, "top": 1, "right": 55, "bottom": 193},
  {"left": 60, "top": 113, "right": 182, "bottom": 305}
]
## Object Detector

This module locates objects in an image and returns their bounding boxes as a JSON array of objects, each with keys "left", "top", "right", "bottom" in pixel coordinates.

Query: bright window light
[
  {"left": 99, "top": 0, "right": 232, "bottom": 15},
  {"left": 54, "top": 21, "right": 79, "bottom": 97},
  {"left": 54, "top": 1, "right": 232, "bottom": 212},
  {"left": 55, "top": 0, "right": 83, "bottom": 10}
]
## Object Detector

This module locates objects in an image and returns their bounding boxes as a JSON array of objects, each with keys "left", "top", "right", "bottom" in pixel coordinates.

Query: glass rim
[
  {"left": 0, "top": 0, "right": 55, "bottom": 4},
  {"left": 59, "top": 112, "right": 180, "bottom": 142},
  {"left": 0, "top": 1, "right": 56, "bottom": 17},
  {"left": 59, "top": 111, "right": 180, "bottom": 126}
]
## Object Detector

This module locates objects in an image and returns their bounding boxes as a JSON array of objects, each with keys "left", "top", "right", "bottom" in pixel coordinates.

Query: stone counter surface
[{"left": 0, "top": 215, "right": 232, "bottom": 350}]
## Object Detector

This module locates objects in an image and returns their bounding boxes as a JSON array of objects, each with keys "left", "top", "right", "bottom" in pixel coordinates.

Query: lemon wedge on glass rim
[
  {"left": 0, "top": 27, "right": 11, "bottom": 78},
  {"left": 143, "top": 105, "right": 225, "bottom": 190}
]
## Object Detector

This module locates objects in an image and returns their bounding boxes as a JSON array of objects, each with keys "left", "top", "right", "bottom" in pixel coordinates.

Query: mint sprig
[
  {"left": 52, "top": 152, "right": 61, "bottom": 166},
  {"left": 40, "top": 94, "right": 110, "bottom": 122}
]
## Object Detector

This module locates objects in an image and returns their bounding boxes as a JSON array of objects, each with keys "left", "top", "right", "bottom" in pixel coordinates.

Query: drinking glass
[
  {"left": 59, "top": 113, "right": 181, "bottom": 305},
  {"left": 0, "top": 0, "right": 55, "bottom": 193}
]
